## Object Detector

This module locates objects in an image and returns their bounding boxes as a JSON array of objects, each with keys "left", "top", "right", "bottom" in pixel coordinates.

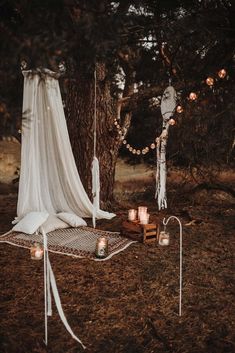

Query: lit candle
[
  {"left": 139, "top": 213, "right": 150, "bottom": 225},
  {"left": 138, "top": 206, "right": 147, "bottom": 220},
  {"left": 30, "top": 243, "right": 43, "bottom": 260},
  {"left": 128, "top": 209, "right": 137, "bottom": 221},
  {"left": 159, "top": 231, "right": 170, "bottom": 246},
  {"left": 95, "top": 237, "right": 108, "bottom": 258},
  {"left": 35, "top": 249, "right": 43, "bottom": 259}
]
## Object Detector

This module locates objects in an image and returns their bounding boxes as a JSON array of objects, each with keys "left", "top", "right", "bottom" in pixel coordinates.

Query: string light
[
  {"left": 206, "top": 77, "right": 214, "bottom": 86},
  {"left": 113, "top": 118, "right": 160, "bottom": 155},
  {"left": 176, "top": 105, "right": 183, "bottom": 113},
  {"left": 114, "top": 67, "right": 227, "bottom": 156},
  {"left": 169, "top": 118, "right": 176, "bottom": 125},
  {"left": 218, "top": 68, "right": 226, "bottom": 79},
  {"left": 189, "top": 92, "right": 197, "bottom": 101}
]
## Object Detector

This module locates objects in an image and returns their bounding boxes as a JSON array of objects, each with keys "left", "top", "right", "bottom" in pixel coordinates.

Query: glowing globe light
[
  {"left": 150, "top": 143, "right": 155, "bottom": 149},
  {"left": 206, "top": 77, "right": 214, "bottom": 86},
  {"left": 176, "top": 105, "right": 183, "bottom": 113},
  {"left": 136, "top": 150, "right": 141, "bottom": 155},
  {"left": 218, "top": 68, "right": 226, "bottom": 79},
  {"left": 169, "top": 118, "right": 176, "bottom": 126},
  {"left": 155, "top": 137, "right": 159, "bottom": 144},
  {"left": 189, "top": 92, "right": 197, "bottom": 101}
]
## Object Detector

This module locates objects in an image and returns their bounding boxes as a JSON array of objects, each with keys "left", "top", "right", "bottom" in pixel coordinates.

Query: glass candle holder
[
  {"left": 159, "top": 231, "right": 170, "bottom": 246},
  {"left": 95, "top": 237, "right": 109, "bottom": 259},
  {"left": 30, "top": 242, "right": 44, "bottom": 260}
]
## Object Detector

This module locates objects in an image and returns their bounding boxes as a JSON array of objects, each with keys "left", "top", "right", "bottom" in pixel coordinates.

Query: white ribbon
[
  {"left": 42, "top": 228, "right": 86, "bottom": 349},
  {"left": 92, "top": 156, "right": 100, "bottom": 228}
]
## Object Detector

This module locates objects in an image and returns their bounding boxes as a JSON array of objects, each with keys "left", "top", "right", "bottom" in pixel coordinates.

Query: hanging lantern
[
  {"left": 132, "top": 149, "right": 137, "bottom": 154},
  {"left": 189, "top": 92, "right": 197, "bottom": 101},
  {"left": 30, "top": 242, "right": 43, "bottom": 260},
  {"left": 142, "top": 149, "right": 146, "bottom": 155},
  {"left": 206, "top": 77, "right": 214, "bottom": 86},
  {"left": 176, "top": 105, "right": 183, "bottom": 113},
  {"left": 136, "top": 149, "right": 141, "bottom": 155},
  {"left": 218, "top": 68, "right": 226, "bottom": 79},
  {"left": 123, "top": 140, "right": 127, "bottom": 145},
  {"left": 169, "top": 118, "right": 176, "bottom": 126},
  {"left": 129, "top": 146, "right": 133, "bottom": 152}
]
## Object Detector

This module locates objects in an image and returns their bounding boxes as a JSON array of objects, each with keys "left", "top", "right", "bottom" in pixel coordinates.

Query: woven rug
[{"left": 0, "top": 227, "right": 136, "bottom": 261}]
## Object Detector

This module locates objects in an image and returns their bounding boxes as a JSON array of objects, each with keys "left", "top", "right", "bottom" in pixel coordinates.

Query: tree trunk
[{"left": 66, "top": 63, "right": 121, "bottom": 207}]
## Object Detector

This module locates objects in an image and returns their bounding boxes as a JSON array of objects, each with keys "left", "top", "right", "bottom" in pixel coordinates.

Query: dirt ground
[{"left": 0, "top": 167, "right": 234, "bottom": 353}]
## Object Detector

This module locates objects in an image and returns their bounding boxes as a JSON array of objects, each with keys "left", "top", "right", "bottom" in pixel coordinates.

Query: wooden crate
[{"left": 121, "top": 220, "right": 159, "bottom": 244}]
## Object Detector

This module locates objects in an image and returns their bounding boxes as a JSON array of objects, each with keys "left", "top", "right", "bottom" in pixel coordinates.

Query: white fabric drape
[{"left": 17, "top": 69, "right": 115, "bottom": 220}]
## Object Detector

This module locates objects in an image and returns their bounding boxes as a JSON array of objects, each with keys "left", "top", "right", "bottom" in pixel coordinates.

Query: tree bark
[{"left": 66, "top": 63, "right": 122, "bottom": 206}]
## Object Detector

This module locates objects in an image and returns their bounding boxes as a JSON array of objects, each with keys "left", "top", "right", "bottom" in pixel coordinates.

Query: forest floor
[{"left": 0, "top": 162, "right": 234, "bottom": 353}]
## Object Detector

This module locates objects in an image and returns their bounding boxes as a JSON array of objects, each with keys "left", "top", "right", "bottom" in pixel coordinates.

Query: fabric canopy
[{"left": 17, "top": 69, "right": 115, "bottom": 221}]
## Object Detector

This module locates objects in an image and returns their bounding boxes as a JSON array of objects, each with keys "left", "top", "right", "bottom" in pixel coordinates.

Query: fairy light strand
[{"left": 115, "top": 67, "right": 227, "bottom": 155}]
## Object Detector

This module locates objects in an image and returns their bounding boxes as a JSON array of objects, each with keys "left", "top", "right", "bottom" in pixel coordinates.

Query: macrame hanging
[
  {"left": 156, "top": 85, "right": 176, "bottom": 209},
  {"left": 92, "top": 68, "right": 100, "bottom": 228}
]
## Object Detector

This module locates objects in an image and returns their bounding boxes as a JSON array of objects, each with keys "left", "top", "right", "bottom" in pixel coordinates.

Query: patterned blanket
[{"left": 0, "top": 227, "right": 136, "bottom": 261}]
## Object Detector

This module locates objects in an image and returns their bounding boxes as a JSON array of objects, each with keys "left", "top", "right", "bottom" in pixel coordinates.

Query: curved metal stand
[{"left": 163, "top": 216, "right": 183, "bottom": 316}]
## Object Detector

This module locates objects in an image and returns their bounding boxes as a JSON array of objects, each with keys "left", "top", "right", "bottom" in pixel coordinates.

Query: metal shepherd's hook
[{"left": 163, "top": 216, "right": 183, "bottom": 316}]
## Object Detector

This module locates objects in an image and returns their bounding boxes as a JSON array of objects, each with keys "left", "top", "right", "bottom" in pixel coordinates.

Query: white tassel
[
  {"left": 157, "top": 85, "right": 176, "bottom": 209},
  {"left": 155, "top": 129, "right": 168, "bottom": 210},
  {"left": 92, "top": 156, "right": 100, "bottom": 228}
]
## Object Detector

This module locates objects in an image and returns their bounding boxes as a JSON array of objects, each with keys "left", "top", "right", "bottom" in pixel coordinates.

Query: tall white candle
[
  {"left": 140, "top": 213, "right": 150, "bottom": 225},
  {"left": 138, "top": 206, "right": 147, "bottom": 220}
]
